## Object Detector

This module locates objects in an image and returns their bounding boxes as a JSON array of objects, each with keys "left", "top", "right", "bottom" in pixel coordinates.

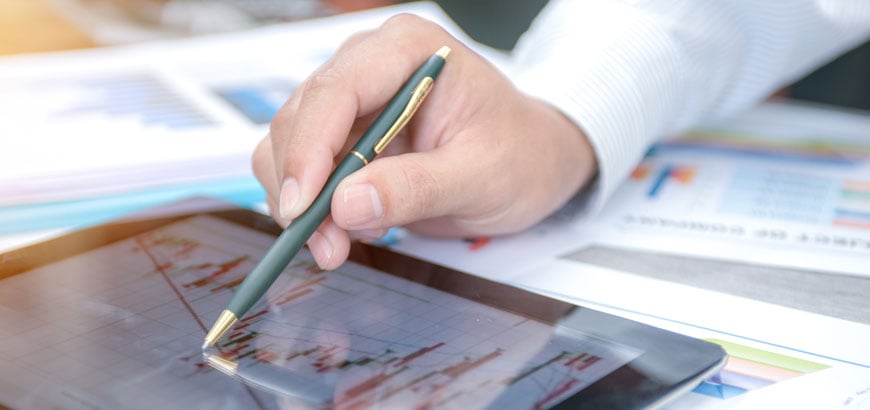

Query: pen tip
[
  {"left": 436, "top": 46, "right": 451, "bottom": 59},
  {"left": 202, "top": 309, "right": 238, "bottom": 350}
]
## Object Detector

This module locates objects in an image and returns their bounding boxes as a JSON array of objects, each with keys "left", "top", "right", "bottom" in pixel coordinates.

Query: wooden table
[{"left": 0, "top": 0, "right": 94, "bottom": 56}]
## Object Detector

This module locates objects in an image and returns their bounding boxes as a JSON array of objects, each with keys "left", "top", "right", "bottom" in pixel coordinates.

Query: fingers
[
  {"left": 252, "top": 135, "right": 286, "bottom": 222},
  {"left": 268, "top": 15, "right": 459, "bottom": 222},
  {"left": 306, "top": 218, "right": 350, "bottom": 271}
]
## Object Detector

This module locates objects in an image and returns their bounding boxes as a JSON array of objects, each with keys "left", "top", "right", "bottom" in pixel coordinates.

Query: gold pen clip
[{"left": 373, "top": 76, "right": 435, "bottom": 154}]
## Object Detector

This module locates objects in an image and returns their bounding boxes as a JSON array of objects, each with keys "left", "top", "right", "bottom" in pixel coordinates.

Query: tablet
[{"left": 0, "top": 205, "right": 726, "bottom": 409}]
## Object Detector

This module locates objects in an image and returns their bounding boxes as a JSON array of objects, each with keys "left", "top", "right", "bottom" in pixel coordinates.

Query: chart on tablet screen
[{"left": 0, "top": 215, "right": 640, "bottom": 409}]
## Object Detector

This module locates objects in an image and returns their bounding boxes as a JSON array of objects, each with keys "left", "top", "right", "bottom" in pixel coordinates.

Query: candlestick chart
[{"left": 0, "top": 215, "right": 639, "bottom": 409}]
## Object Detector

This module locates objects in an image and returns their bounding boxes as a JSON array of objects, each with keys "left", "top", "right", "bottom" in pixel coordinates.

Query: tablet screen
[{"left": 0, "top": 209, "right": 723, "bottom": 409}]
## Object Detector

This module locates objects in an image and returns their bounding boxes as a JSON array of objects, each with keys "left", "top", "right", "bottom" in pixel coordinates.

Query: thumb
[{"left": 331, "top": 147, "right": 502, "bottom": 235}]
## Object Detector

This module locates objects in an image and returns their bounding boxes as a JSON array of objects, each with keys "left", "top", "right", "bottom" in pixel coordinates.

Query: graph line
[{"left": 133, "top": 234, "right": 268, "bottom": 410}]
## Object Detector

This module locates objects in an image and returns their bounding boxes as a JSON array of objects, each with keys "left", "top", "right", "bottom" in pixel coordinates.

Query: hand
[{"left": 252, "top": 14, "right": 598, "bottom": 270}]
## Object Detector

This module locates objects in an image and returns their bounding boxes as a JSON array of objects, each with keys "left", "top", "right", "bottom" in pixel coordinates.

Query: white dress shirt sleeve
[{"left": 510, "top": 0, "right": 870, "bottom": 215}]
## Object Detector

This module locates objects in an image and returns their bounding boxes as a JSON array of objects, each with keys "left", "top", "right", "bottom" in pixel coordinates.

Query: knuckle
[
  {"left": 341, "top": 31, "right": 370, "bottom": 49},
  {"left": 381, "top": 13, "right": 427, "bottom": 31},
  {"left": 379, "top": 14, "right": 444, "bottom": 45},
  {"left": 304, "top": 66, "right": 345, "bottom": 95}
]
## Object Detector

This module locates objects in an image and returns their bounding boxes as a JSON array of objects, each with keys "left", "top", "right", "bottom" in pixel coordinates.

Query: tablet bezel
[{"left": 0, "top": 206, "right": 726, "bottom": 409}]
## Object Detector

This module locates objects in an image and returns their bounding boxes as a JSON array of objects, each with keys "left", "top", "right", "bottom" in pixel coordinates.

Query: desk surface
[
  {"left": 0, "top": 0, "right": 392, "bottom": 57},
  {"left": 569, "top": 246, "right": 870, "bottom": 325},
  {"left": 0, "top": 0, "right": 94, "bottom": 56}
]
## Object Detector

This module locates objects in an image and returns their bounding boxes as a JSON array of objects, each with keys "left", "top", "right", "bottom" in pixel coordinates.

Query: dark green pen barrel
[
  {"left": 226, "top": 155, "right": 365, "bottom": 316},
  {"left": 351, "top": 53, "right": 446, "bottom": 161},
  {"left": 225, "top": 48, "right": 447, "bottom": 319}
]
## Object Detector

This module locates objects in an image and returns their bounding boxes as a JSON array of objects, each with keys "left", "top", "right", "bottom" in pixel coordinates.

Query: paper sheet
[
  {"left": 577, "top": 102, "right": 870, "bottom": 278},
  {"left": 0, "top": 2, "right": 507, "bottom": 208},
  {"left": 385, "top": 197, "right": 594, "bottom": 282}
]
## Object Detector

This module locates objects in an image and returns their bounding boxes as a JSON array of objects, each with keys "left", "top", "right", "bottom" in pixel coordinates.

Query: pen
[{"left": 203, "top": 45, "right": 450, "bottom": 349}]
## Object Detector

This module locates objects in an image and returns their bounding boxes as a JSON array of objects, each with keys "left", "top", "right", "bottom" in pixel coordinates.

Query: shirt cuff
[{"left": 510, "top": 0, "right": 684, "bottom": 219}]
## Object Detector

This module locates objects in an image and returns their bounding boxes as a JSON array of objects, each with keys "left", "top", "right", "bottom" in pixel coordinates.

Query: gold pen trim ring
[{"left": 350, "top": 150, "right": 369, "bottom": 165}]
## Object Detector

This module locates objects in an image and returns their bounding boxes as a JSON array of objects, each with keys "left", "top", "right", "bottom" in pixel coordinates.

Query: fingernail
[
  {"left": 279, "top": 178, "right": 300, "bottom": 220},
  {"left": 343, "top": 184, "right": 384, "bottom": 228},
  {"left": 307, "top": 231, "right": 333, "bottom": 269}
]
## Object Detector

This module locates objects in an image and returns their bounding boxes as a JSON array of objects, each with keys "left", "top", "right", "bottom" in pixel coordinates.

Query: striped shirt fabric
[{"left": 510, "top": 0, "right": 870, "bottom": 213}]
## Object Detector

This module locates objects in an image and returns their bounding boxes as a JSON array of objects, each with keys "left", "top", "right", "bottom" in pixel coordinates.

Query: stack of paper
[{"left": 0, "top": 2, "right": 504, "bottom": 234}]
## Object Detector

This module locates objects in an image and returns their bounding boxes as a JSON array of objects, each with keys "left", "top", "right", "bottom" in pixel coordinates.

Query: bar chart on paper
[
  {"left": 0, "top": 215, "right": 640, "bottom": 410},
  {"left": 628, "top": 129, "right": 868, "bottom": 220},
  {"left": 576, "top": 117, "right": 870, "bottom": 276},
  {"left": 1, "top": 74, "right": 217, "bottom": 130},
  {"left": 212, "top": 80, "right": 296, "bottom": 125},
  {"left": 628, "top": 159, "right": 870, "bottom": 231},
  {"left": 692, "top": 339, "right": 828, "bottom": 400},
  {"left": 0, "top": 66, "right": 298, "bottom": 229},
  {"left": 61, "top": 75, "right": 216, "bottom": 129}
]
